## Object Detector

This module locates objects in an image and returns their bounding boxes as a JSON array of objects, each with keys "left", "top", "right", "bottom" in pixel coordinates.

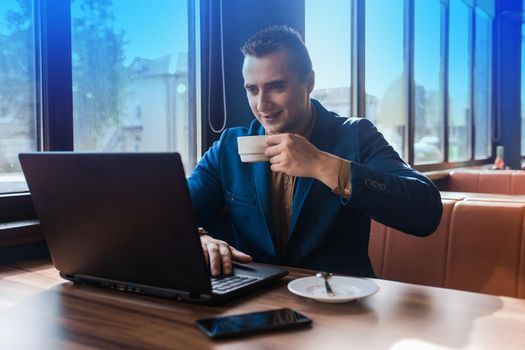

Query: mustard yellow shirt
[{"left": 270, "top": 104, "right": 351, "bottom": 256}]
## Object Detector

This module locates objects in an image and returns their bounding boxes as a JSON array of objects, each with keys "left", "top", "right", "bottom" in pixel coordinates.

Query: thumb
[{"left": 230, "top": 247, "right": 253, "bottom": 262}]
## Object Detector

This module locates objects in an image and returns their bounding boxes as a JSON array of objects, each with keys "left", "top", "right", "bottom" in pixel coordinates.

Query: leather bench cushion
[
  {"left": 369, "top": 220, "right": 387, "bottom": 277},
  {"left": 381, "top": 199, "right": 456, "bottom": 287},
  {"left": 440, "top": 191, "right": 467, "bottom": 201},
  {"left": 446, "top": 200, "right": 525, "bottom": 297}
]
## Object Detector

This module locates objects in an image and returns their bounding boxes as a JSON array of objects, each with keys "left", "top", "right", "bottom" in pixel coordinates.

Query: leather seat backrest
[
  {"left": 449, "top": 170, "right": 525, "bottom": 195},
  {"left": 445, "top": 200, "right": 525, "bottom": 297},
  {"left": 448, "top": 171, "right": 479, "bottom": 192},
  {"left": 478, "top": 171, "right": 511, "bottom": 194},
  {"left": 369, "top": 220, "right": 387, "bottom": 277},
  {"left": 381, "top": 199, "right": 456, "bottom": 287},
  {"left": 511, "top": 171, "right": 525, "bottom": 195}
]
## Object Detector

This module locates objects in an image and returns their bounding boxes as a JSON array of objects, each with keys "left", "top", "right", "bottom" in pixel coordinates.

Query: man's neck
[{"left": 294, "top": 101, "right": 315, "bottom": 139}]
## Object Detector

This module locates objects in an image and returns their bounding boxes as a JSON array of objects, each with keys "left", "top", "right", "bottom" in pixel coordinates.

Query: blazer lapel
[
  {"left": 289, "top": 100, "right": 342, "bottom": 237},
  {"left": 251, "top": 123, "right": 276, "bottom": 257}
]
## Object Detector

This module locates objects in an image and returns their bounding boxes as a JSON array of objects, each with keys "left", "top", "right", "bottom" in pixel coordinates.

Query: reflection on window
[
  {"left": 413, "top": 0, "right": 444, "bottom": 164},
  {"left": 448, "top": 0, "right": 472, "bottom": 162},
  {"left": 305, "top": 0, "right": 351, "bottom": 118},
  {"left": 522, "top": 21, "right": 525, "bottom": 156},
  {"left": 474, "top": 8, "right": 492, "bottom": 160},
  {"left": 71, "top": 0, "right": 196, "bottom": 172},
  {"left": 365, "top": 0, "right": 406, "bottom": 159},
  {"left": 0, "top": 0, "right": 38, "bottom": 194}
]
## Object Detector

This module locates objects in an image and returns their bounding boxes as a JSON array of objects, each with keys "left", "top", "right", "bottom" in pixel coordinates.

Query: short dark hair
[{"left": 241, "top": 25, "right": 313, "bottom": 82}]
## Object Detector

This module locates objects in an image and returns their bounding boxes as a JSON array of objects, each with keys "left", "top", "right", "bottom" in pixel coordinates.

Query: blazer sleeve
[
  {"left": 187, "top": 130, "right": 228, "bottom": 226},
  {"left": 347, "top": 118, "right": 443, "bottom": 236}
]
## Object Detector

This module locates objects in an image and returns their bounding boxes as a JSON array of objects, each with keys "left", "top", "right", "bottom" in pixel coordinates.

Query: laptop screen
[{"left": 19, "top": 152, "right": 212, "bottom": 293}]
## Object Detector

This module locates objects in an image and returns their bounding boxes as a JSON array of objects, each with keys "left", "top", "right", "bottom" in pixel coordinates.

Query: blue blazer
[{"left": 188, "top": 100, "right": 443, "bottom": 277}]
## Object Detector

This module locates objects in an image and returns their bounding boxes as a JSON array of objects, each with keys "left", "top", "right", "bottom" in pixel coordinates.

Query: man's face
[{"left": 242, "top": 49, "right": 314, "bottom": 135}]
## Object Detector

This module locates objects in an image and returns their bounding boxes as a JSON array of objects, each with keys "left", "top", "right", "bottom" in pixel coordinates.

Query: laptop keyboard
[{"left": 210, "top": 275, "right": 258, "bottom": 293}]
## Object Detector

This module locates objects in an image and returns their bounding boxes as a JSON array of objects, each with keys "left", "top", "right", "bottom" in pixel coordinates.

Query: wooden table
[{"left": 0, "top": 259, "right": 524, "bottom": 349}]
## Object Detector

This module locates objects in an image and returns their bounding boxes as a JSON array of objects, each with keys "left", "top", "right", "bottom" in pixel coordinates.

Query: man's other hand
[
  {"left": 200, "top": 234, "right": 253, "bottom": 276},
  {"left": 265, "top": 133, "right": 341, "bottom": 189}
]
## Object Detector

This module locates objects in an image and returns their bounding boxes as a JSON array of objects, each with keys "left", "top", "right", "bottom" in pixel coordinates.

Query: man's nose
[{"left": 256, "top": 91, "right": 271, "bottom": 112}]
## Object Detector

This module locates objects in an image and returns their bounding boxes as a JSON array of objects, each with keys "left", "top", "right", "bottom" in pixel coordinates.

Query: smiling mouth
[{"left": 260, "top": 111, "right": 281, "bottom": 121}]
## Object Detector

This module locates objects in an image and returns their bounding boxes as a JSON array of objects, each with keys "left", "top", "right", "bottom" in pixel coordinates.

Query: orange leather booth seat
[
  {"left": 369, "top": 193, "right": 525, "bottom": 299},
  {"left": 448, "top": 169, "right": 525, "bottom": 194}
]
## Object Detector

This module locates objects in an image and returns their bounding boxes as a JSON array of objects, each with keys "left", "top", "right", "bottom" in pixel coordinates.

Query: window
[
  {"left": 521, "top": 16, "right": 525, "bottom": 156},
  {"left": 448, "top": 0, "right": 472, "bottom": 162},
  {"left": 0, "top": 0, "right": 39, "bottom": 194},
  {"left": 413, "top": 0, "right": 445, "bottom": 165},
  {"left": 473, "top": 7, "right": 492, "bottom": 160},
  {"left": 365, "top": 0, "right": 406, "bottom": 159},
  {"left": 305, "top": 0, "right": 351, "bottom": 118},
  {"left": 71, "top": 0, "right": 197, "bottom": 172}
]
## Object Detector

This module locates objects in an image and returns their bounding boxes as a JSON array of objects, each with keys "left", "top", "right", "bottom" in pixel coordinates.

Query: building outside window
[
  {"left": 413, "top": 0, "right": 445, "bottom": 165},
  {"left": 305, "top": 0, "right": 352, "bottom": 118},
  {"left": 365, "top": 0, "right": 406, "bottom": 159},
  {"left": 0, "top": 0, "right": 38, "bottom": 194},
  {"left": 71, "top": 0, "right": 196, "bottom": 172},
  {"left": 521, "top": 1, "right": 525, "bottom": 157},
  {"left": 473, "top": 7, "right": 492, "bottom": 160},
  {"left": 448, "top": 0, "right": 472, "bottom": 162}
]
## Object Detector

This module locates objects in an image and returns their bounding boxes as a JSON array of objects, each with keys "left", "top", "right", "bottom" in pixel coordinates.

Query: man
[{"left": 188, "top": 25, "right": 442, "bottom": 277}]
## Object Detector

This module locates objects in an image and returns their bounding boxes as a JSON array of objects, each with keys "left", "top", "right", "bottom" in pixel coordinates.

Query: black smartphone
[{"left": 195, "top": 308, "right": 312, "bottom": 339}]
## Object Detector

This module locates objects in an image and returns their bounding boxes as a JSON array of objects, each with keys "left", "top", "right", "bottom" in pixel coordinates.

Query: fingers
[
  {"left": 231, "top": 247, "right": 253, "bottom": 263},
  {"left": 266, "top": 133, "right": 302, "bottom": 146},
  {"left": 265, "top": 134, "right": 283, "bottom": 146},
  {"left": 200, "top": 235, "right": 253, "bottom": 276},
  {"left": 219, "top": 244, "right": 233, "bottom": 275},
  {"left": 265, "top": 144, "right": 282, "bottom": 158},
  {"left": 202, "top": 243, "right": 209, "bottom": 267},
  {"left": 264, "top": 133, "right": 296, "bottom": 160},
  {"left": 270, "top": 163, "right": 283, "bottom": 173},
  {"left": 268, "top": 153, "right": 284, "bottom": 165},
  {"left": 206, "top": 242, "right": 221, "bottom": 276},
  {"left": 202, "top": 239, "right": 234, "bottom": 276}
]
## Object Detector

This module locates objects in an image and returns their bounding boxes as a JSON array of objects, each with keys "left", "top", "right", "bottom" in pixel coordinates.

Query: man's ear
[{"left": 306, "top": 70, "right": 315, "bottom": 94}]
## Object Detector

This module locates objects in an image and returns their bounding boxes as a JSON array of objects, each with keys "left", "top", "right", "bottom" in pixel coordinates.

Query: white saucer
[{"left": 287, "top": 276, "right": 379, "bottom": 303}]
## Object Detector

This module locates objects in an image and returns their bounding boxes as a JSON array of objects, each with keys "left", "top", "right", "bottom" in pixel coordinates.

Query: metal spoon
[{"left": 316, "top": 271, "right": 335, "bottom": 296}]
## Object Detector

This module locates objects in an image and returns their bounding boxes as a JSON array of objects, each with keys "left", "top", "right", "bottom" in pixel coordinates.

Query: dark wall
[
  {"left": 221, "top": 0, "right": 305, "bottom": 128},
  {"left": 201, "top": 0, "right": 305, "bottom": 149}
]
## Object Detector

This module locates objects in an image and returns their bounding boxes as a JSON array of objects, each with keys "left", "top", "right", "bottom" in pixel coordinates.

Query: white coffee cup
[{"left": 237, "top": 135, "right": 269, "bottom": 162}]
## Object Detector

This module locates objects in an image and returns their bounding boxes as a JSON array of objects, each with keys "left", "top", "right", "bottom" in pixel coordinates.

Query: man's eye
[
  {"left": 246, "top": 87, "right": 257, "bottom": 95},
  {"left": 270, "top": 84, "right": 284, "bottom": 90}
]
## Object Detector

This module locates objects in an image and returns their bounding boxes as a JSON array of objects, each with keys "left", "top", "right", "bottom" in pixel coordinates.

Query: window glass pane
[
  {"left": 71, "top": 0, "right": 196, "bottom": 172},
  {"left": 448, "top": 0, "right": 472, "bottom": 162},
  {"left": 305, "top": 0, "right": 351, "bottom": 118},
  {"left": 365, "top": 0, "right": 406, "bottom": 159},
  {"left": 473, "top": 8, "right": 492, "bottom": 159},
  {"left": 522, "top": 19, "right": 525, "bottom": 156},
  {"left": 0, "top": 0, "right": 38, "bottom": 194},
  {"left": 413, "top": 0, "right": 444, "bottom": 164}
]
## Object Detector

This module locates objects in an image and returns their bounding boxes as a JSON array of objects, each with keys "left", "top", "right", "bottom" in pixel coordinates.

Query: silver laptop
[{"left": 19, "top": 152, "right": 287, "bottom": 305}]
